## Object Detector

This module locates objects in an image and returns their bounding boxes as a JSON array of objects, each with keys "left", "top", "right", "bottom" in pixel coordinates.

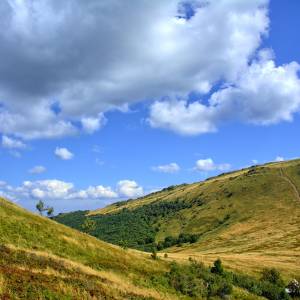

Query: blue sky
[{"left": 0, "top": 0, "right": 300, "bottom": 213}]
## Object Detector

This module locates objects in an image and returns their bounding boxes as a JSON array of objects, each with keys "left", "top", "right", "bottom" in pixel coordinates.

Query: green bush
[
  {"left": 211, "top": 259, "right": 224, "bottom": 275},
  {"left": 261, "top": 268, "right": 285, "bottom": 287}
]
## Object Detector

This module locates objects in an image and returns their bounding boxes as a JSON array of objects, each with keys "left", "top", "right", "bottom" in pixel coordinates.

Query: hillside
[
  {"left": 0, "top": 197, "right": 186, "bottom": 299},
  {"left": 54, "top": 159, "right": 300, "bottom": 279},
  {"left": 1, "top": 197, "right": 284, "bottom": 300}
]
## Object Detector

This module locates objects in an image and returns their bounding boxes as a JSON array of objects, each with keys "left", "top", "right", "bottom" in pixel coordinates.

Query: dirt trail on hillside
[{"left": 279, "top": 168, "right": 300, "bottom": 202}]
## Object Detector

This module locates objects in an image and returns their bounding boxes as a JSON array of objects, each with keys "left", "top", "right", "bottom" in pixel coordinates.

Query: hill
[
  {"left": 0, "top": 197, "right": 186, "bottom": 299},
  {"left": 54, "top": 159, "right": 300, "bottom": 279},
  {"left": 1, "top": 197, "right": 284, "bottom": 300}
]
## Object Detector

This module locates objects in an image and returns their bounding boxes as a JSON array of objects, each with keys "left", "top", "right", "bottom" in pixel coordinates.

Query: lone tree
[
  {"left": 47, "top": 207, "right": 54, "bottom": 217},
  {"left": 151, "top": 248, "right": 157, "bottom": 260},
  {"left": 36, "top": 200, "right": 54, "bottom": 217},
  {"left": 36, "top": 200, "right": 45, "bottom": 215},
  {"left": 211, "top": 258, "right": 224, "bottom": 275}
]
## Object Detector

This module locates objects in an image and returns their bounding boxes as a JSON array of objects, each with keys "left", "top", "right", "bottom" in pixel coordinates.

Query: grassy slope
[
  {"left": 0, "top": 197, "right": 267, "bottom": 300},
  {"left": 0, "top": 197, "right": 187, "bottom": 300},
  {"left": 90, "top": 159, "right": 300, "bottom": 279}
]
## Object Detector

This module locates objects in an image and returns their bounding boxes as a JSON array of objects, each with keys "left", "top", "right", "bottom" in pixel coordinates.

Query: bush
[
  {"left": 261, "top": 268, "right": 285, "bottom": 287},
  {"left": 211, "top": 259, "right": 224, "bottom": 275},
  {"left": 151, "top": 248, "right": 157, "bottom": 260}
]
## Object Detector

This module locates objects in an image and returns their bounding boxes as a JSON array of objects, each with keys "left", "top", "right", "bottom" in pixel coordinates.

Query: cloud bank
[{"left": 0, "top": 179, "right": 144, "bottom": 202}]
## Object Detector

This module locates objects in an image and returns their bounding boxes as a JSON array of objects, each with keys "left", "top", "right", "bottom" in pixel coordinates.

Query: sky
[{"left": 0, "top": 0, "right": 300, "bottom": 213}]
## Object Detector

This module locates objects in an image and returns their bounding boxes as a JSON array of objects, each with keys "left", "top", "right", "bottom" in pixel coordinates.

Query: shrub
[
  {"left": 261, "top": 268, "right": 285, "bottom": 287},
  {"left": 150, "top": 248, "right": 157, "bottom": 260},
  {"left": 211, "top": 259, "right": 224, "bottom": 275}
]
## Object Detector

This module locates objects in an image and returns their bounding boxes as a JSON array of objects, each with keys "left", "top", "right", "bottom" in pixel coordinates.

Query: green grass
[
  {"left": 56, "top": 159, "right": 300, "bottom": 279},
  {"left": 1, "top": 197, "right": 274, "bottom": 299}
]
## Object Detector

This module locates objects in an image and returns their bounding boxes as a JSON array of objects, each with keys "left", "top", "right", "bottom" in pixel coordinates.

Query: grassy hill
[
  {"left": 1, "top": 197, "right": 284, "bottom": 300},
  {"left": 54, "top": 159, "right": 300, "bottom": 280},
  {"left": 0, "top": 197, "right": 194, "bottom": 299}
]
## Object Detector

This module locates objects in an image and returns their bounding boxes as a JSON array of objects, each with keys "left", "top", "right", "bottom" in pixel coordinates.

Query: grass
[
  {"left": 0, "top": 197, "right": 273, "bottom": 299},
  {"left": 61, "top": 159, "right": 300, "bottom": 279},
  {"left": 0, "top": 197, "right": 185, "bottom": 299}
]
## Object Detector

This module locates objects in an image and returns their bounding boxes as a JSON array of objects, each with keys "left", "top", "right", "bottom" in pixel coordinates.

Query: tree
[
  {"left": 151, "top": 248, "right": 157, "bottom": 260},
  {"left": 36, "top": 200, "right": 45, "bottom": 215},
  {"left": 211, "top": 259, "right": 224, "bottom": 275},
  {"left": 81, "top": 218, "right": 96, "bottom": 234},
  {"left": 261, "top": 268, "right": 284, "bottom": 287},
  {"left": 47, "top": 207, "right": 54, "bottom": 217}
]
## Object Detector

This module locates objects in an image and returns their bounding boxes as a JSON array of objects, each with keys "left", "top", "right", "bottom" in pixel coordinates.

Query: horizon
[{"left": 1, "top": 0, "right": 300, "bottom": 213}]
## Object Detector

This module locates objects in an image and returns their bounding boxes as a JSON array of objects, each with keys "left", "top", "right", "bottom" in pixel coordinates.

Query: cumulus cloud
[
  {"left": 29, "top": 165, "right": 46, "bottom": 174},
  {"left": 2, "top": 135, "right": 26, "bottom": 149},
  {"left": 0, "top": 0, "right": 272, "bottom": 139},
  {"left": 152, "top": 162, "right": 180, "bottom": 173},
  {"left": 81, "top": 114, "right": 106, "bottom": 134},
  {"left": 0, "top": 179, "right": 144, "bottom": 203},
  {"left": 117, "top": 180, "right": 144, "bottom": 198},
  {"left": 194, "top": 158, "right": 231, "bottom": 172},
  {"left": 55, "top": 147, "right": 74, "bottom": 160},
  {"left": 149, "top": 53, "right": 300, "bottom": 135}
]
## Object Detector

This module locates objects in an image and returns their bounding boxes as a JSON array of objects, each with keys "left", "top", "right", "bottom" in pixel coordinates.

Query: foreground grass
[
  {"left": 0, "top": 198, "right": 184, "bottom": 299},
  {"left": 1, "top": 197, "right": 274, "bottom": 299}
]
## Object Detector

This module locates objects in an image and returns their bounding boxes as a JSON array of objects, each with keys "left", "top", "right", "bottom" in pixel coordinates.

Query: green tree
[
  {"left": 211, "top": 258, "right": 224, "bottom": 275},
  {"left": 261, "top": 268, "right": 284, "bottom": 287},
  {"left": 36, "top": 200, "right": 45, "bottom": 215},
  {"left": 151, "top": 248, "right": 157, "bottom": 260},
  {"left": 47, "top": 207, "right": 54, "bottom": 217}
]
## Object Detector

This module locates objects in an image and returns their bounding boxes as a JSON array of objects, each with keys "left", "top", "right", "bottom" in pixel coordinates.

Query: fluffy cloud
[
  {"left": 149, "top": 54, "right": 300, "bottom": 135},
  {"left": 29, "top": 165, "right": 47, "bottom": 174},
  {"left": 149, "top": 100, "right": 217, "bottom": 135},
  {"left": 117, "top": 180, "right": 144, "bottom": 198},
  {"left": 194, "top": 158, "right": 231, "bottom": 172},
  {"left": 55, "top": 147, "right": 74, "bottom": 160},
  {"left": 0, "top": 179, "right": 142, "bottom": 202},
  {"left": 0, "top": 0, "right": 271, "bottom": 139},
  {"left": 2, "top": 135, "right": 26, "bottom": 149},
  {"left": 152, "top": 162, "right": 180, "bottom": 173},
  {"left": 81, "top": 114, "right": 106, "bottom": 134}
]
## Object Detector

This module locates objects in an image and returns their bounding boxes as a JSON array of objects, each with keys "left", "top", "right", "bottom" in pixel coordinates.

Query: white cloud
[
  {"left": 275, "top": 156, "right": 284, "bottom": 162},
  {"left": 55, "top": 147, "right": 74, "bottom": 160},
  {"left": 152, "top": 162, "right": 180, "bottom": 173},
  {"left": 0, "top": 0, "right": 271, "bottom": 139},
  {"left": 149, "top": 53, "right": 300, "bottom": 135},
  {"left": 194, "top": 158, "right": 231, "bottom": 172},
  {"left": 2, "top": 135, "right": 26, "bottom": 149},
  {"left": 149, "top": 100, "right": 217, "bottom": 135},
  {"left": 0, "top": 178, "right": 143, "bottom": 202},
  {"left": 81, "top": 114, "right": 106, "bottom": 134},
  {"left": 117, "top": 180, "right": 144, "bottom": 198},
  {"left": 85, "top": 185, "right": 117, "bottom": 199},
  {"left": 29, "top": 165, "right": 46, "bottom": 174}
]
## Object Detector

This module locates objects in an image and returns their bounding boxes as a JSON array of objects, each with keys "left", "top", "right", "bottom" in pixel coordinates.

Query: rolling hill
[
  {"left": 54, "top": 159, "right": 300, "bottom": 280},
  {"left": 0, "top": 196, "right": 282, "bottom": 300},
  {"left": 0, "top": 197, "right": 190, "bottom": 299}
]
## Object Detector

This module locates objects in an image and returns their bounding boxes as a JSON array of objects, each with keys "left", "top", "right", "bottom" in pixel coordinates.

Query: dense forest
[{"left": 54, "top": 199, "right": 196, "bottom": 251}]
